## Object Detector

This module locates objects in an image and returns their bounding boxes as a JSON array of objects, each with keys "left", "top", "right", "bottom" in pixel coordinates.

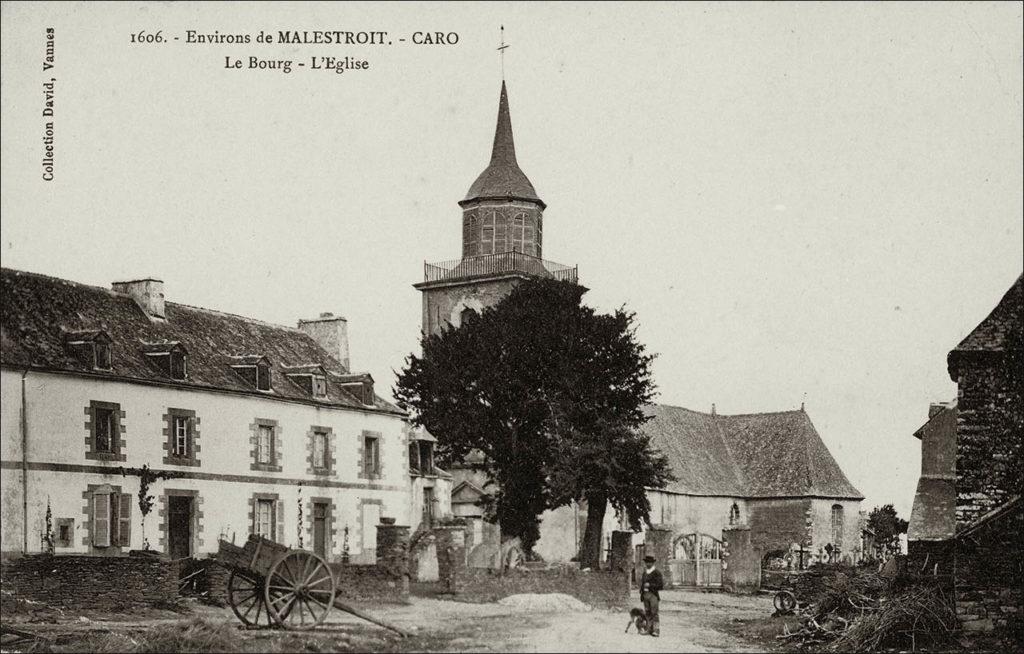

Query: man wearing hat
[{"left": 640, "top": 555, "right": 664, "bottom": 637}]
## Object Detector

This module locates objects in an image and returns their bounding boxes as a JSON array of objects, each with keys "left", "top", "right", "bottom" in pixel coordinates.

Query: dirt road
[
  {"left": 3, "top": 589, "right": 775, "bottom": 653},
  {"left": 359, "top": 588, "right": 774, "bottom": 652}
]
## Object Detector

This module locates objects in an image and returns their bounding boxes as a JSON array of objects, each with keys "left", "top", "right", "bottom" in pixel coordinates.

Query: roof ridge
[
  {"left": 653, "top": 402, "right": 713, "bottom": 416},
  {"left": 167, "top": 301, "right": 305, "bottom": 334},
  {"left": 715, "top": 408, "right": 805, "bottom": 419},
  {"left": 654, "top": 402, "right": 807, "bottom": 419},
  {"left": 2, "top": 268, "right": 308, "bottom": 335},
  {"left": 2, "top": 266, "right": 125, "bottom": 299}
]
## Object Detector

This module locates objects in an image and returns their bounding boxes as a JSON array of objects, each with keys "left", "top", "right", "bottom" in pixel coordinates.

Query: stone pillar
[
  {"left": 376, "top": 523, "right": 411, "bottom": 601},
  {"left": 645, "top": 526, "right": 673, "bottom": 577},
  {"left": 722, "top": 527, "right": 760, "bottom": 593},
  {"left": 434, "top": 525, "right": 467, "bottom": 593},
  {"left": 609, "top": 531, "right": 633, "bottom": 573}
]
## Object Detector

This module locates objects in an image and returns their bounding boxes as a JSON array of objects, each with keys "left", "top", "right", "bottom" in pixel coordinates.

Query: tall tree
[
  {"left": 867, "top": 504, "right": 909, "bottom": 556},
  {"left": 395, "top": 278, "right": 672, "bottom": 559}
]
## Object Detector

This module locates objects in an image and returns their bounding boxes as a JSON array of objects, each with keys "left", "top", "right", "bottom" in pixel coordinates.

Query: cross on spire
[{"left": 497, "top": 25, "right": 509, "bottom": 80}]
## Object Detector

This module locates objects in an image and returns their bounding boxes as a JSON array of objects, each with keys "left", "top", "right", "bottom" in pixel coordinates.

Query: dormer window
[
  {"left": 409, "top": 435, "right": 436, "bottom": 476},
  {"left": 283, "top": 365, "right": 329, "bottom": 398},
  {"left": 141, "top": 341, "right": 188, "bottom": 380},
  {"left": 336, "top": 373, "right": 374, "bottom": 406},
  {"left": 64, "top": 330, "right": 113, "bottom": 370},
  {"left": 228, "top": 355, "right": 273, "bottom": 391},
  {"left": 95, "top": 342, "right": 112, "bottom": 370},
  {"left": 312, "top": 375, "right": 327, "bottom": 398},
  {"left": 256, "top": 362, "right": 271, "bottom": 391}
]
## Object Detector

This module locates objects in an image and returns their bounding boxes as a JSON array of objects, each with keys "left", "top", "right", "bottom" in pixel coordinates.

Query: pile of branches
[{"left": 778, "top": 565, "right": 958, "bottom": 652}]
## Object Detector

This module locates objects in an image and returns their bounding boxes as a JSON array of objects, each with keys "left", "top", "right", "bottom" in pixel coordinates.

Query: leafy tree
[
  {"left": 867, "top": 504, "right": 909, "bottom": 556},
  {"left": 395, "top": 278, "right": 672, "bottom": 564}
]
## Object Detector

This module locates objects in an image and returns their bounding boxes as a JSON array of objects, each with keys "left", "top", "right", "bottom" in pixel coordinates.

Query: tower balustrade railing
[{"left": 423, "top": 251, "right": 578, "bottom": 284}]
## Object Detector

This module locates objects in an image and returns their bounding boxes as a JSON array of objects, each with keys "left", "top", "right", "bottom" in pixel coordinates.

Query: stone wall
[
  {"left": 0, "top": 553, "right": 179, "bottom": 611},
  {"left": 330, "top": 563, "right": 409, "bottom": 603},
  {"left": 722, "top": 527, "right": 760, "bottom": 592},
  {"left": 906, "top": 539, "right": 955, "bottom": 577},
  {"left": 421, "top": 277, "right": 521, "bottom": 337},
  {"left": 952, "top": 360, "right": 1022, "bottom": 529},
  {"left": 747, "top": 498, "right": 811, "bottom": 553},
  {"left": 954, "top": 501, "right": 1022, "bottom": 637},
  {"left": 454, "top": 567, "right": 629, "bottom": 608}
]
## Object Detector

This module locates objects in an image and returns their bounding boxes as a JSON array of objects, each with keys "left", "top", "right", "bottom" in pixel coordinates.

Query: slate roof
[
  {"left": 461, "top": 81, "right": 544, "bottom": 208},
  {"left": 0, "top": 267, "right": 402, "bottom": 414},
  {"left": 643, "top": 404, "right": 863, "bottom": 499},
  {"left": 908, "top": 477, "right": 956, "bottom": 541},
  {"left": 948, "top": 274, "right": 1023, "bottom": 377}
]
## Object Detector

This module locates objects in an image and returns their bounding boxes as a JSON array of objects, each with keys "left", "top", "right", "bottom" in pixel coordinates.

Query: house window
[
  {"left": 173, "top": 416, "right": 190, "bottom": 457},
  {"left": 729, "top": 503, "right": 740, "bottom": 526},
  {"left": 312, "top": 375, "right": 327, "bottom": 398},
  {"left": 55, "top": 518, "right": 74, "bottom": 548},
  {"left": 95, "top": 342, "right": 112, "bottom": 370},
  {"left": 312, "top": 431, "right": 328, "bottom": 471},
  {"left": 91, "top": 487, "right": 131, "bottom": 549},
  {"left": 460, "top": 307, "right": 476, "bottom": 327},
  {"left": 255, "top": 499, "right": 275, "bottom": 539},
  {"left": 86, "top": 401, "right": 123, "bottom": 461},
  {"left": 423, "top": 487, "right": 436, "bottom": 526},
  {"left": 256, "top": 363, "right": 272, "bottom": 391},
  {"left": 163, "top": 408, "right": 199, "bottom": 466},
  {"left": 363, "top": 434, "right": 380, "bottom": 478},
  {"left": 95, "top": 407, "right": 115, "bottom": 453},
  {"left": 408, "top": 442, "right": 420, "bottom": 473},
  {"left": 257, "top": 425, "right": 275, "bottom": 464},
  {"left": 170, "top": 352, "right": 187, "bottom": 379},
  {"left": 409, "top": 441, "right": 435, "bottom": 476}
]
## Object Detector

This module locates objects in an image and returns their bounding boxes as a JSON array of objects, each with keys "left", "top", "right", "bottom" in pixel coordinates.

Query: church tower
[{"left": 415, "top": 82, "right": 577, "bottom": 336}]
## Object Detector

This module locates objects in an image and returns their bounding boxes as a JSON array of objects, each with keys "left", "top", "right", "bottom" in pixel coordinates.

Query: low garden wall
[{"left": 0, "top": 553, "right": 179, "bottom": 612}]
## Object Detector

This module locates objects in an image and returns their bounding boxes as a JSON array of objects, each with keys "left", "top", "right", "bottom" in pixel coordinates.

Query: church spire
[
  {"left": 490, "top": 81, "right": 517, "bottom": 168},
  {"left": 461, "top": 81, "right": 544, "bottom": 208}
]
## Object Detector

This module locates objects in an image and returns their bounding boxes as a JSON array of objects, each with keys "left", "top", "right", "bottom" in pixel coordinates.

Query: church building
[{"left": 415, "top": 80, "right": 865, "bottom": 584}]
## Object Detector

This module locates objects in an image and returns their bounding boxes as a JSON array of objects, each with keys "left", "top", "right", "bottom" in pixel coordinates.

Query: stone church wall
[{"left": 421, "top": 277, "right": 521, "bottom": 336}]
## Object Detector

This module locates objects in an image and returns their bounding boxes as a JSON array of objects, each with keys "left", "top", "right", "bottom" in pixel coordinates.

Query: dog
[{"left": 625, "top": 607, "right": 649, "bottom": 634}]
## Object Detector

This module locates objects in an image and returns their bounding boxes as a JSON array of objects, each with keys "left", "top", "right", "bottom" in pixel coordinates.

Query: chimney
[
  {"left": 298, "top": 312, "right": 349, "bottom": 372},
  {"left": 711, "top": 403, "right": 717, "bottom": 416},
  {"left": 112, "top": 278, "right": 165, "bottom": 318}
]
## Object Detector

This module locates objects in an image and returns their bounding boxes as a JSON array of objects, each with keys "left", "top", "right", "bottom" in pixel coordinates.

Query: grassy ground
[{"left": 717, "top": 614, "right": 803, "bottom": 653}]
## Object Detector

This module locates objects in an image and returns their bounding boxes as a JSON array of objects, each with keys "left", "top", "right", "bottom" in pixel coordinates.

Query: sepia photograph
[{"left": 1, "top": 2, "right": 1021, "bottom": 652}]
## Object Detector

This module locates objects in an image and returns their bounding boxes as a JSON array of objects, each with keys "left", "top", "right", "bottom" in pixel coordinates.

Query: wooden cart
[{"left": 217, "top": 535, "right": 336, "bottom": 629}]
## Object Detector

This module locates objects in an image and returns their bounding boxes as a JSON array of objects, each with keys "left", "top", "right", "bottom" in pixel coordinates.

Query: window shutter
[
  {"left": 93, "top": 492, "right": 110, "bottom": 547},
  {"left": 373, "top": 439, "right": 380, "bottom": 475},
  {"left": 110, "top": 491, "right": 120, "bottom": 544},
  {"left": 118, "top": 494, "right": 132, "bottom": 547}
]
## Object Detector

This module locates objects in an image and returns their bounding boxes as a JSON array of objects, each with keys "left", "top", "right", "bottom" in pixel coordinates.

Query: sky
[{"left": 2, "top": 2, "right": 1022, "bottom": 521}]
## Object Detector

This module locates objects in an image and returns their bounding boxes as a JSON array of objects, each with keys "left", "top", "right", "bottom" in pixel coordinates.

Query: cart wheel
[
  {"left": 774, "top": 590, "right": 797, "bottom": 613},
  {"left": 264, "top": 550, "right": 336, "bottom": 629},
  {"left": 227, "top": 570, "right": 276, "bottom": 628}
]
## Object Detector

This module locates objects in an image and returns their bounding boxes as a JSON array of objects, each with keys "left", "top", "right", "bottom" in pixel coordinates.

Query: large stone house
[
  {"left": 0, "top": 267, "right": 430, "bottom": 564},
  {"left": 944, "top": 274, "right": 1022, "bottom": 637},
  {"left": 906, "top": 273, "right": 1022, "bottom": 638}
]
